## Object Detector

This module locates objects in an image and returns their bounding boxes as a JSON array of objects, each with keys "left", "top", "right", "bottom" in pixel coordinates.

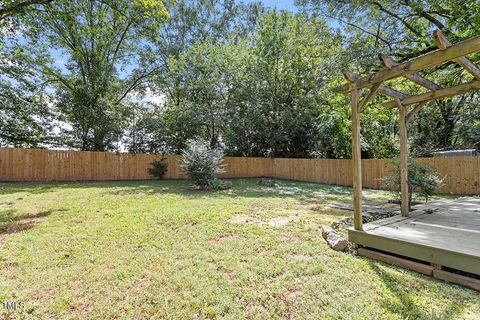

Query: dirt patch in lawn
[
  {"left": 229, "top": 214, "right": 299, "bottom": 228},
  {"left": 286, "top": 288, "right": 302, "bottom": 301},
  {"left": 258, "top": 250, "right": 273, "bottom": 257},
  {"left": 291, "top": 254, "right": 313, "bottom": 261},
  {"left": 229, "top": 214, "right": 258, "bottom": 225},
  {"left": 267, "top": 217, "right": 292, "bottom": 227},
  {"left": 266, "top": 213, "right": 300, "bottom": 228},
  {"left": 221, "top": 269, "right": 236, "bottom": 284},
  {"left": 281, "top": 233, "right": 299, "bottom": 243}
]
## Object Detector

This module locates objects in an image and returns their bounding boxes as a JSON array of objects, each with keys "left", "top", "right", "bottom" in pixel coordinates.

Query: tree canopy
[{"left": 1, "top": 0, "right": 479, "bottom": 157}]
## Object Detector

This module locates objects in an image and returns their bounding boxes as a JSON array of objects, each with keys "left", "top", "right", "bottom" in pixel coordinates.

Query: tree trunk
[{"left": 93, "top": 128, "right": 105, "bottom": 151}]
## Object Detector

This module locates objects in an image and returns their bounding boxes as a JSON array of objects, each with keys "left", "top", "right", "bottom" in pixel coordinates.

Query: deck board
[{"left": 349, "top": 197, "right": 480, "bottom": 275}]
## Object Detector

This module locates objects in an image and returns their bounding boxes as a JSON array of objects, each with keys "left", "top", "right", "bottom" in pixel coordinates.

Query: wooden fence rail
[{"left": 0, "top": 148, "right": 478, "bottom": 195}]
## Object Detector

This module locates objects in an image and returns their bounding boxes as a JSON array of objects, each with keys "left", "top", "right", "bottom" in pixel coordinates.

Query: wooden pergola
[{"left": 334, "top": 30, "right": 480, "bottom": 232}]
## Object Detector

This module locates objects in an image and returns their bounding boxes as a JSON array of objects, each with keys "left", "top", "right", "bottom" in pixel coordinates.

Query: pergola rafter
[
  {"left": 334, "top": 30, "right": 480, "bottom": 231},
  {"left": 335, "top": 33, "right": 480, "bottom": 93},
  {"left": 434, "top": 30, "right": 480, "bottom": 80},
  {"left": 378, "top": 54, "right": 443, "bottom": 91}
]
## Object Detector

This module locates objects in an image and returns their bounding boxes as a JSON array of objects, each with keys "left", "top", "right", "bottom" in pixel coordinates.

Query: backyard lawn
[{"left": 0, "top": 179, "right": 478, "bottom": 319}]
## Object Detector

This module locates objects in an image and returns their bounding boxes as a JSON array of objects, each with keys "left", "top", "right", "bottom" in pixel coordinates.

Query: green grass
[{"left": 0, "top": 179, "right": 478, "bottom": 319}]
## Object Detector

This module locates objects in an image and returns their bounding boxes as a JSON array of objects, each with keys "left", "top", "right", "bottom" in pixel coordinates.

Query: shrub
[
  {"left": 382, "top": 159, "right": 443, "bottom": 208},
  {"left": 257, "top": 178, "right": 278, "bottom": 187},
  {"left": 207, "top": 178, "right": 232, "bottom": 190},
  {"left": 181, "top": 139, "right": 226, "bottom": 188},
  {"left": 148, "top": 158, "right": 168, "bottom": 179}
]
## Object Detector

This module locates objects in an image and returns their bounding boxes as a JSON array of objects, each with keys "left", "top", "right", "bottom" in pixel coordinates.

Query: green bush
[
  {"left": 181, "top": 139, "right": 226, "bottom": 188},
  {"left": 382, "top": 159, "right": 443, "bottom": 208},
  {"left": 207, "top": 178, "right": 232, "bottom": 190},
  {"left": 148, "top": 159, "right": 168, "bottom": 179},
  {"left": 257, "top": 178, "right": 278, "bottom": 187}
]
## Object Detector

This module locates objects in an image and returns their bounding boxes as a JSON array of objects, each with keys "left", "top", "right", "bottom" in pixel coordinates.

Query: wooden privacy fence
[
  {"left": 0, "top": 148, "right": 268, "bottom": 181},
  {"left": 0, "top": 148, "right": 479, "bottom": 195}
]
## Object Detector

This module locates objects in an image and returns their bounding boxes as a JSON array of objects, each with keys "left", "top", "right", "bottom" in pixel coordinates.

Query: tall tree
[
  {"left": 0, "top": 67, "right": 54, "bottom": 147},
  {"left": 128, "top": 0, "right": 266, "bottom": 153},
  {"left": 225, "top": 11, "right": 342, "bottom": 157},
  {"left": 297, "top": 0, "right": 480, "bottom": 153},
  {"left": 0, "top": 0, "right": 52, "bottom": 20},
  {"left": 13, "top": 0, "right": 169, "bottom": 150},
  {"left": 0, "top": 1, "right": 56, "bottom": 147},
  {"left": 297, "top": 0, "right": 480, "bottom": 58},
  {"left": 167, "top": 39, "right": 248, "bottom": 148}
]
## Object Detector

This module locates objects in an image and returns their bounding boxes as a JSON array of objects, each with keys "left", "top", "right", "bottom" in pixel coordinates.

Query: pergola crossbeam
[
  {"left": 434, "top": 30, "right": 480, "bottom": 80},
  {"left": 384, "top": 80, "right": 480, "bottom": 108},
  {"left": 334, "top": 35, "right": 480, "bottom": 93},
  {"left": 379, "top": 54, "right": 442, "bottom": 91},
  {"left": 341, "top": 70, "right": 408, "bottom": 100}
]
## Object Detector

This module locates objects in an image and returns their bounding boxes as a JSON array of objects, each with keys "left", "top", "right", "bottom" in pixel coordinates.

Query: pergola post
[
  {"left": 351, "top": 89, "right": 363, "bottom": 230},
  {"left": 335, "top": 30, "right": 480, "bottom": 225},
  {"left": 397, "top": 100, "right": 410, "bottom": 216}
]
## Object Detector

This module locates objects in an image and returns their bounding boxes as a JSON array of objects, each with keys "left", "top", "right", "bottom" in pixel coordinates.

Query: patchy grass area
[{"left": 0, "top": 179, "right": 478, "bottom": 319}]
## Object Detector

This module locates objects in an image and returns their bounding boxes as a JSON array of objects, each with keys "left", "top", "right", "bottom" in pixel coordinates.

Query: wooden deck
[{"left": 349, "top": 197, "right": 480, "bottom": 276}]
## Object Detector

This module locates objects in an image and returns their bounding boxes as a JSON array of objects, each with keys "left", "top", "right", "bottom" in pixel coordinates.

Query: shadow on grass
[
  {"left": 0, "top": 181, "right": 156, "bottom": 196},
  {"left": 368, "top": 261, "right": 466, "bottom": 319},
  {"left": 0, "top": 208, "right": 53, "bottom": 235},
  {"left": 0, "top": 179, "right": 355, "bottom": 204},
  {"left": 105, "top": 180, "right": 358, "bottom": 206}
]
